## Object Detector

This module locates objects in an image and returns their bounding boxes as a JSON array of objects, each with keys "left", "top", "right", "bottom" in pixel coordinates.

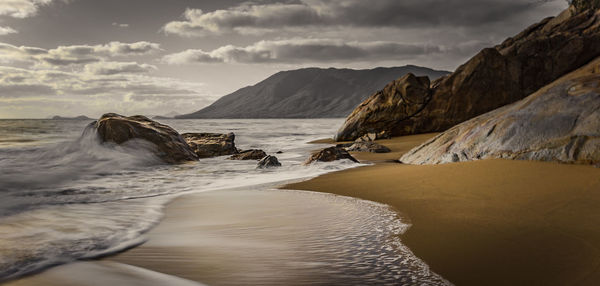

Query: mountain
[
  {"left": 51, "top": 115, "right": 93, "bottom": 120},
  {"left": 177, "top": 66, "right": 449, "bottom": 119},
  {"left": 335, "top": 5, "right": 600, "bottom": 141}
]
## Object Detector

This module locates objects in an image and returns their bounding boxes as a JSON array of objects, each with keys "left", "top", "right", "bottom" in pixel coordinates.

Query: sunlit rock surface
[{"left": 400, "top": 57, "right": 600, "bottom": 165}]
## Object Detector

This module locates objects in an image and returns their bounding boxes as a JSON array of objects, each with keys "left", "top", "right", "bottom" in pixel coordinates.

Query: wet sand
[{"left": 286, "top": 134, "right": 600, "bottom": 286}]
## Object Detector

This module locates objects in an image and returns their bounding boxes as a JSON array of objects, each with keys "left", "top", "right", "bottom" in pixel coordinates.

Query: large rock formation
[
  {"left": 93, "top": 113, "right": 198, "bottom": 164},
  {"left": 177, "top": 66, "right": 448, "bottom": 119},
  {"left": 400, "top": 57, "right": 600, "bottom": 165},
  {"left": 336, "top": 6, "right": 600, "bottom": 141},
  {"left": 181, "top": 133, "right": 238, "bottom": 159}
]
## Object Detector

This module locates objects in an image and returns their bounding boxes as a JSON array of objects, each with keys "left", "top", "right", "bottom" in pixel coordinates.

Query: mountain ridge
[{"left": 177, "top": 66, "right": 449, "bottom": 119}]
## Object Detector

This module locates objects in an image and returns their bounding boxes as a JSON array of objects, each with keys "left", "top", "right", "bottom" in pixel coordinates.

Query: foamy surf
[{"left": 0, "top": 118, "right": 449, "bottom": 285}]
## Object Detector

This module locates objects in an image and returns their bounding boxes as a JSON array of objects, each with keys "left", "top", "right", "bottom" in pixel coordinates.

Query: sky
[{"left": 0, "top": 0, "right": 568, "bottom": 118}]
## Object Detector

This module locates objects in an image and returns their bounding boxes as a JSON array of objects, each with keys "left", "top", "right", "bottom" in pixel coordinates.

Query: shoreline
[
  {"left": 5, "top": 133, "right": 600, "bottom": 285},
  {"left": 284, "top": 134, "right": 600, "bottom": 286}
]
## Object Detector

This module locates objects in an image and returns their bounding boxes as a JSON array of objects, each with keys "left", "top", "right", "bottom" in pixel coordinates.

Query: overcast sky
[{"left": 0, "top": 0, "right": 567, "bottom": 118}]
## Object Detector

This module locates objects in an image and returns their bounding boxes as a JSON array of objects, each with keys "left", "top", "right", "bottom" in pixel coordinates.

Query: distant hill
[
  {"left": 51, "top": 115, "right": 93, "bottom": 120},
  {"left": 177, "top": 66, "right": 450, "bottom": 119},
  {"left": 153, "top": 111, "right": 181, "bottom": 120}
]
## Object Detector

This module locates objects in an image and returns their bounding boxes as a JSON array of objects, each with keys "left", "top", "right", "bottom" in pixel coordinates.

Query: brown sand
[{"left": 285, "top": 134, "right": 600, "bottom": 286}]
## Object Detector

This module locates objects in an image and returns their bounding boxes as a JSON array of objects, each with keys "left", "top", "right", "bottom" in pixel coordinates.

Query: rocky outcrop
[
  {"left": 305, "top": 147, "right": 360, "bottom": 164},
  {"left": 93, "top": 113, "right": 198, "bottom": 164},
  {"left": 181, "top": 133, "right": 238, "bottom": 159},
  {"left": 257, "top": 155, "right": 281, "bottom": 168},
  {"left": 400, "top": 57, "right": 600, "bottom": 165},
  {"left": 229, "top": 149, "right": 267, "bottom": 160},
  {"left": 336, "top": 6, "right": 600, "bottom": 141},
  {"left": 346, "top": 142, "right": 391, "bottom": 153}
]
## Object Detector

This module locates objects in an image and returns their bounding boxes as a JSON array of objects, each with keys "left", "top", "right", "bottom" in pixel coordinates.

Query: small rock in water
[
  {"left": 182, "top": 132, "right": 238, "bottom": 159},
  {"left": 229, "top": 149, "right": 267, "bottom": 160},
  {"left": 257, "top": 155, "right": 282, "bottom": 168},
  {"left": 305, "top": 147, "right": 360, "bottom": 164}
]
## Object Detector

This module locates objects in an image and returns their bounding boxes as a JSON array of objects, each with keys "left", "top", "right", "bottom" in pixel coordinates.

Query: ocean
[{"left": 0, "top": 118, "right": 448, "bottom": 285}]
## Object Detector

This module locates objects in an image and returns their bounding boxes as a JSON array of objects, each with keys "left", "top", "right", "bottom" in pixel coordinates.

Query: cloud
[
  {"left": 163, "top": 38, "right": 444, "bottom": 64},
  {"left": 0, "top": 26, "right": 18, "bottom": 35},
  {"left": 0, "top": 0, "right": 57, "bottom": 18},
  {"left": 0, "top": 41, "right": 162, "bottom": 66},
  {"left": 112, "top": 22, "right": 129, "bottom": 28},
  {"left": 163, "top": 0, "right": 564, "bottom": 37},
  {"left": 0, "top": 65, "right": 212, "bottom": 117},
  {"left": 84, "top": 61, "right": 157, "bottom": 75}
]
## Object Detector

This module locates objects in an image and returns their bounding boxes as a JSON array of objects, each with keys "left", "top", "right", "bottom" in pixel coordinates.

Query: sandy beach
[
  {"left": 287, "top": 134, "right": 600, "bottom": 285},
  {"left": 6, "top": 133, "right": 600, "bottom": 286}
]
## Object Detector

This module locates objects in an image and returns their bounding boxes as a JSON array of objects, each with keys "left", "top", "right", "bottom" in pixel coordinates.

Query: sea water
[{"left": 0, "top": 118, "right": 449, "bottom": 285}]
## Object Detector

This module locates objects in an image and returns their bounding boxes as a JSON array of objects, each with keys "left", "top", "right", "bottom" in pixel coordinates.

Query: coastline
[
  {"left": 285, "top": 134, "right": 600, "bottom": 286},
  {"left": 5, "top": 133, "right": 600, "bottom": 285}
]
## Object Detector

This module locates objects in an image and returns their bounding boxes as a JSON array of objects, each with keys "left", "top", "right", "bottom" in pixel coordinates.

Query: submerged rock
[
  {"left": 305, "top": 147, "right": 360, "bottom": 164},
  {"left": 229, "top": 149, "right": 267, "bottom": 160},
  {"left": 346, "top": 142, "right": 391, "bottom": 153},
  {"left": 400, "top": 57, "right": 600, "bottom": 165},
  {"left": 257, "top": 155, "right": 281, "bottom": 168},
  {"left": 182, "top": 132, "right": 238, "bottom": 159},
  {"left": 93, "top": 113, "right": 198, "bottom": 164},
  {"left": 336, "top": 6, "right": 600, "bottom": 141}
]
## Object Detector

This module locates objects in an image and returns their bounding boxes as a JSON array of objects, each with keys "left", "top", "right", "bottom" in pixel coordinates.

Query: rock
[
  {"left": 356, "top": 133, "right": 378, "bottom": 142},
  {"left": 257, "top": 155, "right": 282, "bottom": 168},
  {"left": 400, "top": 57, "right": 600, "bottom": 165},
  {"left": 336, "top": 7, "right": 600, "bottom": 141},
  {"left": 305, "top": 147, "right": 360, "bottom": 164},
  {"left": 346, "top": 142, "right": 391, "bottom": 153},
  {"left": 335, "top": 73, "right": 432, "bottom": 141},
  {"left": 275, "top": 151, "right": 284, "bottom": 154},
  {"left": 229, "top": 149, "right": 267, "bottom": 160},
  {"left": 93, "top": 113, "right": 198, "bottom": 164},
  {"left": 181, "top": 132, "right": 238, "bottom": 159}
]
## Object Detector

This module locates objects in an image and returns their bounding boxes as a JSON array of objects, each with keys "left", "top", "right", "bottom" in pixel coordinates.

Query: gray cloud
[
  {"left": 84, "top": 61, "right": 157, "bottom": 75},
  {"left": 0, "top": 26, "right": 18, "bottom": 35},
  {"left": 0, "top": 0, "right": 58, "bottom": 18},
  {"left": 163, "top": 38, "right": 444, "bottom": 64},
  {"left": 163, "top": 0, "right": 562, "bottom": 36},
  {"left": 0, "top": 41, "right": 162, "bottom": 67}
]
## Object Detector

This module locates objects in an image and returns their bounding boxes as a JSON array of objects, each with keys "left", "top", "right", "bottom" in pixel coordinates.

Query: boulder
[
  {"left": 336, "top": 6, "right": 600, "bottom": 141},
  {"left": 400, "top": 57, "right": 600, "bottom": 165},
  {"left": 257, "top": 155, "right": 282, "bottom": 168},
  {"left": 305, "top": 147, "right": 360, "bottom": 164},
  {"left": 93, "top": 113, "right": 198, "bottom": 164},
  {"left": 229, "top": 149, "right": 267, "bottom": 160},
  {"left": 346, "top": 142, "right": 391, "bottom": 153},
  {"left": 181, "top": 132, "right": 238, "bottom": 158},
  {"left": 335, "top": 73, "right": 432, "bottom": 141}
]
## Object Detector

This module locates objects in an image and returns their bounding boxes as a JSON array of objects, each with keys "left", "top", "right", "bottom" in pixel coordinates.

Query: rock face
[
  {"left": 94, "top": 113, "right": 198, "bottom": 164},
  {"left": 177, "top": 66, "right": 449, "bottom": 119},
  {"left": 400, "top": 57, "right": 600, "bottom": 165},
  {"left": 336, "top": 6, "right": 600, "bottom": 141},
  {"left": 181, "top": 133, "right": 238, "bottom": 158},
  {"left": 229, "top": 149, "right": 267, "bottom": 160},
  {"left": 305, "top": 147, "right": 360, "bottom": 164},
  {"left": 346, "top": 142, "right": 391, "bottom": 153},
  {"left": 257, "top": 155, "right": 282, "bottom": 168}
]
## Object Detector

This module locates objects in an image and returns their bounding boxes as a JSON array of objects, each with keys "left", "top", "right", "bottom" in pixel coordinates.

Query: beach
[
  {"left": 287, "top": 134, "right": 600, "bottom": 285},
  {"left": 5, "top": 133, "right": 600, "bottom": 285}
]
